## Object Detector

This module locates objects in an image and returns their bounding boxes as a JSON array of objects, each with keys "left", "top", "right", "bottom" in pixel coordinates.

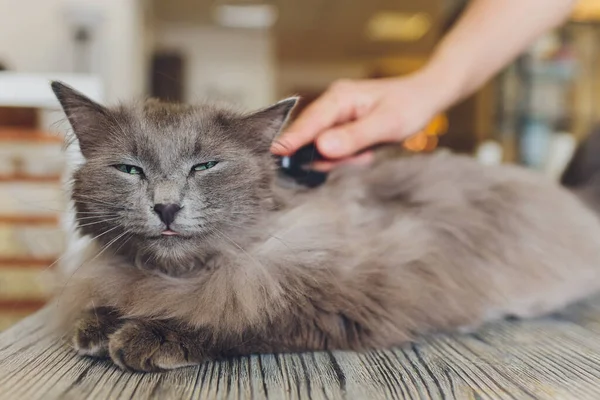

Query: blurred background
[{"left": 0, "top": 0, "right": 599, "bottom": 330}]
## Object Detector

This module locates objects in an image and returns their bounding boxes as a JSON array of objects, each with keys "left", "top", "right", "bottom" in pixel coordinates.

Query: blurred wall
[
  {"left": 277, "top": 62, "right": 369, "bottom": 98},
  {"left": 0, "top": 0, "right": 147, "bottom": 102},
  {"left": 155, "top": 24, "right": 276, "bottom": 109}
]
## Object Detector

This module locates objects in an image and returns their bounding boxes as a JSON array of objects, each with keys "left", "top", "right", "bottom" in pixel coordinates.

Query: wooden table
[{"left": 2, "top": 299, "right": 600, "bottom": 400}]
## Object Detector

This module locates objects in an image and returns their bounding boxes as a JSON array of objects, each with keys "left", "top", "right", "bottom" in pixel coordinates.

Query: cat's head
[{"left": 52, "top": 81, "right": 296, "bottom": 271}]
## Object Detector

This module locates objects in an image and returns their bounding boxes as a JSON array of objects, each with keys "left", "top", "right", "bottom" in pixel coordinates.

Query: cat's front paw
[
  {"left": 72, "top": 307, "right": 122, "bottom": 357},
  {"left": 108, "top": 320, "right": 201, "bottom": 372}
]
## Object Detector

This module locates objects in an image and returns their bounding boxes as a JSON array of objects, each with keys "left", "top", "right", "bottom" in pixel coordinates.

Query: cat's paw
[
  {"left": 108, "top": 320, "right": 200, "bottom": 372},
  {"left": 72, "top": 307, "right": 122, "bottom": 357}
]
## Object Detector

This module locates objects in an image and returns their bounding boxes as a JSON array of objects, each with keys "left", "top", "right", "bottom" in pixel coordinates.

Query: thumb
[
  {"left": 316, "top": 112, "right": 393, "bottom": 159},
  {"left": 271, "top": 89, "right": 353, "bottom": 155}
]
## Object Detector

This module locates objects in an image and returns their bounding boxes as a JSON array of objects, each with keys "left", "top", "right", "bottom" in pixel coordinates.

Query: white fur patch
[
  {"left": 74, "top": 343, "right": 105, "bottom": 357},
  {"left": 59, "top": 139, "right": 93, "bottom": 275}
]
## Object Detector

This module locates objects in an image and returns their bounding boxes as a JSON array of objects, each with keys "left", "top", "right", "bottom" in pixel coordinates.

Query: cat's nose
[{"left": 153, "top": 203, "right": 182, "bottom": 226}]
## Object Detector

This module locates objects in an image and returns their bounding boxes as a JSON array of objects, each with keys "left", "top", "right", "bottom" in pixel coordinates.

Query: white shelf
[{"left": 0, "top": 72, "right": 103, "bottom": 109}]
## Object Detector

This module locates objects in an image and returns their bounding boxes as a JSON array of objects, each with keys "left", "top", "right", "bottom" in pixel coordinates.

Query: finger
[
  {"left": 271, "top": 89, "right": 355, "bottom": 156},
  {"left": 315, "top": 113, "right": 391, "bottom": 159},
  {"left": 307, "top": 151, "right": 375, "bottom": 172},
  {"left": 305, "top": 161, "right": 336, "bottom": 172}
]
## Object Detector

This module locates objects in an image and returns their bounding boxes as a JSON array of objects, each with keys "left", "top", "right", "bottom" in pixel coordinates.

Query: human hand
[{"left": 271, "top": 70, "right": 451, "bottom": 171}]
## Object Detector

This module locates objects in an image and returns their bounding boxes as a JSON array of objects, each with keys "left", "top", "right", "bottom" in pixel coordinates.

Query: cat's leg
[
  {"left": 72, "top": 307, "right": 122, "bottom": 357},
  {"left": 107, "top": 320, "right": 205, "bottom": 372},
  {"left": 106, "top": 315, "right": 369, "bottom": 372}
]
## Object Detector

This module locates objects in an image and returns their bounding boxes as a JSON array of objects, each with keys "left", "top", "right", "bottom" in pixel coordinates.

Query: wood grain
[
  {"left": 0, "top": 215, "right": 58, "bottom": 226},
  {"left": 0, "top": 174, "right": 61, "bottom": 183},
  {"left": 0, "top": 129, "right": 62, "bottom": 143},
  {"left": 0, "top": 299, "right": 46, "bottom": 312},
  {"left": 3, "top": 299, "right": 600, "bottom": 399},
  {"left": 0, "top": 268, "right": 50, "bottom": 301},
  {"left": 0, "top": 257, "right": 55, "bottom": 268}
]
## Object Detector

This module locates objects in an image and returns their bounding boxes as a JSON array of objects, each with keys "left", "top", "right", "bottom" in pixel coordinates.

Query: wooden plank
[
  {"left": 0, "top": 299, "right": 46, "bottom": 312},
  {"left": 0, "top": 267, "right": 51, "bottom": 301},
  {"left": 2, "top": 299, "right": 600, "bottom": 399},
  {"left": 0, "top": 174, "right": 61, "bottom": 183},
  {"left": 0, "top": 106, "right": 38, "bottom": 128},
  {"left": 0, "top": 257, "right": 55, "bottom": 268},
  {"left": 0, "top": 311, "right": 33, "bottom": 331},
  {"left": 0, "top": 215, "right": 58, "bottom": 225},
  {"left": 0, "top": 128, "right": 63, "bottom": 143}
]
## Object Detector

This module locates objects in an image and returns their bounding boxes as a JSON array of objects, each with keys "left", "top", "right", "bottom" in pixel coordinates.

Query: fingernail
[
  {"left": 319, "top": 136, "right": 343, "bottom": 155},
  {"left": 270, "top": 139, "right": 288, "bottom": 154}
]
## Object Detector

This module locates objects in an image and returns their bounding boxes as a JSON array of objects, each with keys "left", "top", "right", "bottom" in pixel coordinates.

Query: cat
[
  {"left": 561, "top": 125, "right": 600, "bottom": 189},
  {"left": 51, "top": 80, "right": 600, "bottom": 372},
  {"left": 561, "top": 124, "right": 600, "bottom": 215}
]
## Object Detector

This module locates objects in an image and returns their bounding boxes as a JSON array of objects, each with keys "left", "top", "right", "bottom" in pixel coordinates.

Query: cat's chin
[{"left": 130, "top": 239, "right": 211, "bottom": 275}]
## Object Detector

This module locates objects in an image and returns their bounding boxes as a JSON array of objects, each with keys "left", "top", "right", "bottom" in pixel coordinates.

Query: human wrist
[{"left": 416, "top": 57, "right": 468, "bottom": 115}]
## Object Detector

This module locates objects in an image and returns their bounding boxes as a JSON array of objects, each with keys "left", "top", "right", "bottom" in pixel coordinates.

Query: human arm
[{"left": 272, "top": 0, "right": 577, "bottom": 168}]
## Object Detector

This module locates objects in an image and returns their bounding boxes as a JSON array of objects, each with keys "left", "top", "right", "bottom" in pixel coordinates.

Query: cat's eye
[
  {"left": 114, "top": 164, "right": 143, "bottom": 175},
  {"left": 192, "top": 161, "right": 219, "bottom": 172}
]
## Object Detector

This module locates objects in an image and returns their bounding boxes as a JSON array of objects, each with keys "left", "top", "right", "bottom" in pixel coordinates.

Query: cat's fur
[
  {"left": 562, "top": 125, "right": 600, "bottom": 189},
  {"left": 561, "top": 124, "right": 600, "bottom": 215},
  {"left": 52, "top": 81, "right": 600, "bottom": 372}
]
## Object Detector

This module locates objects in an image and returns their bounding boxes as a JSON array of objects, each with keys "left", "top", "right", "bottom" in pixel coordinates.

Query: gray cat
[{"left": 51, "top": 81, "right": 600, "bottom": 372}]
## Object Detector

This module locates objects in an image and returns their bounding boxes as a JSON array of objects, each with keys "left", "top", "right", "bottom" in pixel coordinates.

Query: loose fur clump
[{"left": 51, "top": 81, "right": 600, "bottom": 372}]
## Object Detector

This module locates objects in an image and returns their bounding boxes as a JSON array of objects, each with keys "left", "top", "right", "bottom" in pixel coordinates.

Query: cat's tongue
[{"left": 161, "top": 230, "right": 179, "bottom": 236}]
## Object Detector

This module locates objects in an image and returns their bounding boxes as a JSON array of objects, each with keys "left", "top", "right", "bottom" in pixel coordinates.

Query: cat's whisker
[
  {"left": 71, "top": 209, "right": 121, "bottom": 214},
  {"left": 74, "top": 194, "right": 117, "bottom": 202},
  {"left": 113, "top": 232, "right": 134, "bottom": 255},
  {"left": 74, "top": 195, "right": 133, "bottom": 208},
  {"left": 76, "top": 217, "right": 121, "bottom": 228},
  {"left": 74, "top": 201, "right": 130, "bottom": 210},
  {"left": 72, "top": 200, "right": 126, "bottom": 208},
  {"left": 56, "top": 226, "right": 130, "bottom": 308},
  {"left": 75, "top": 211, "right": 114, "bottom": 216},
  {"left": 264, "top": 234, "right": 293, "bottom": 250},
  {"left": 75, "top": 215, "right": 119, "bottom": 221},
  {"left": 42, "top": 224, "right": 122, "bottom": 275},
  {"left": 74, "top": 204, "right": 133, "bottom": 213},
  {"left": 93, "top": 229, "right": 132, "bottom": 259},
  {"left": 85, "top": 225, "right": 123, "bottom": 246},
  {"left": 41, "top": 248, "right": 75, "bottom": 273},
  {"left": 74, "top": 197, "right": 119, "bottom": 204},
  {"left": 75, "top": 211, "right": 119, "bottom": 216}
]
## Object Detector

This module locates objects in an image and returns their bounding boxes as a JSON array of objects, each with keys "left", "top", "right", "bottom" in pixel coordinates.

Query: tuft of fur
[
  {"left": 561, "top": 125, "right": 600, "bottom": 214},
  {"left": 51, "top": 81, "right": 600, "bottom": 372}
]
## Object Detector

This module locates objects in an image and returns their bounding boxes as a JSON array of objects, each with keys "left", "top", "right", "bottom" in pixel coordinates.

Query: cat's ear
[
  {"left": 51, "top": 81, "right": 110, "bottom": 157},
  {"left": 242, "top": 97, "right": 298, "bottom": 145}
]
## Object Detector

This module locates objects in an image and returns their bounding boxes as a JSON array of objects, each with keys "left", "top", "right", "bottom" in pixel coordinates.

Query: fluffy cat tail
[{"left": 561, "top": 125, "right": 600, "bottom": 213}]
